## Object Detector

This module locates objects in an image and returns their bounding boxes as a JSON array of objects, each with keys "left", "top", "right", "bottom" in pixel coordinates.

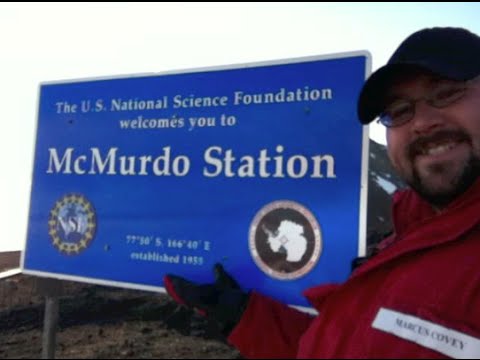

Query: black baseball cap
[{"left": 357, "top": 27, "right": 480, "bottom": 124}]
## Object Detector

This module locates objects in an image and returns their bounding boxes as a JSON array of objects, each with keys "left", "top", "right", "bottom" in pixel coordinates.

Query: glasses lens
[
  {"left": 382, "top": 100, "right": 413, "bottom": 127},
  {"left": 430, "top": 81, "right": 466, "bottom": 107}
]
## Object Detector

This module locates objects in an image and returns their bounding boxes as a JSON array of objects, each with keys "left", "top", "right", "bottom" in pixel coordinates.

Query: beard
[
  {"left": 399, "top": 129, "right": 480, "bottom": 208},
  {"left": 408, "top": 153, "right": 480, "bottom": 208}
]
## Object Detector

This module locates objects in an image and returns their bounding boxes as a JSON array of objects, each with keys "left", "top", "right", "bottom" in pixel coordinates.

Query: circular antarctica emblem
[
  {"left": 48, "top": 194, "right": 96, "bottom": 255},
  {"left": 249, "top": 200, "right": 322, "bottom": 280}
]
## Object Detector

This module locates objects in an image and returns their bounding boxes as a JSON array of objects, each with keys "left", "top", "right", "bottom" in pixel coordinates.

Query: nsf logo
[
  {"left": 48, "top": 194, "right": 96, "bottom": 255},
  {"left": 249, "top": 200, "right": 322, "bottom": 280}
]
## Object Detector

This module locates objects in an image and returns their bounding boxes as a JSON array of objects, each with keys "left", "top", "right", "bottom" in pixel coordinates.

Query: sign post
[
  {"left": 36, "top": 278, "right": 63, "bottom": 359},
  {"left": 22, "top": 53, "right": 370, "bottom": 308}
]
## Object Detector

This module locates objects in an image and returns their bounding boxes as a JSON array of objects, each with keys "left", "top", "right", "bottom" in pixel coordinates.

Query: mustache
[{"left": 407, "top": 129, "right": 471, "bottom": 159}]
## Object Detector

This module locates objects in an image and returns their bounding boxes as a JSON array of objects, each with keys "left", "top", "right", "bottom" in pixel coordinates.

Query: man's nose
[{"left": 410, "top": 100, "right": 446, "bottom": 134}]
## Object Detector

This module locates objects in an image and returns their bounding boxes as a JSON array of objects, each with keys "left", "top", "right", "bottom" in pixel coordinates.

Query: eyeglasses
[{"left": 377, "top": 79, "right": 470, "bottom": 128}]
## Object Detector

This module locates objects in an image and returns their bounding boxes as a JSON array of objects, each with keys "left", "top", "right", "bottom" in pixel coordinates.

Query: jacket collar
[
  {"left": 392, "top": 178, "right": 480, "bottom": 237},
  {"left": 352, "top": 178, "right": 480, "bottom": 278}
]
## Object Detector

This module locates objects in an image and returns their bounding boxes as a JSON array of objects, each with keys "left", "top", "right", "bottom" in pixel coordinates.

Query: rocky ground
[{"left": 0, "top": 275, "right": 241, "bottom": 359}]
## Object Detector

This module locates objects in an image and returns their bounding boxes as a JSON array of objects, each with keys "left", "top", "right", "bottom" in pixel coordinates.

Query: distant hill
[
  {"left": 0, "top": 251, "right": 20, "bottom": 272},
  {"left": 367, "top": 140, "right": 405, "bottom": 244}
]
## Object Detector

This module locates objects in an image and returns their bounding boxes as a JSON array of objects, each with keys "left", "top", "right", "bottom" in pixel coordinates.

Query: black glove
[{"left": 164, "top": 263, "right": 249, "bottom": 336}]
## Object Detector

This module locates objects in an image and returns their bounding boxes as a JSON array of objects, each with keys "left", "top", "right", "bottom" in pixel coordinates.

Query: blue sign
[{"left": 22, "top": 53, "right": 370, "bottom": 308}]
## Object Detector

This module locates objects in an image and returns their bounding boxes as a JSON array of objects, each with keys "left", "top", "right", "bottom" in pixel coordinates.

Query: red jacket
[{"left": 229, "top": 179, "right": 480, "bottom": 358}]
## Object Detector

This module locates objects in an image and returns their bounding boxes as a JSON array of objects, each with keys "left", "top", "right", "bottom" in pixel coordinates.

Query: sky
[{"left": 1, "top": 2, "right": 480, "bottom": 252}]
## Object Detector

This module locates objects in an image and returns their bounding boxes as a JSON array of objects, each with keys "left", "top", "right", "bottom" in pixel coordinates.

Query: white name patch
[{"left": 372, "top": 307, "right": 480, "bottom": 359}]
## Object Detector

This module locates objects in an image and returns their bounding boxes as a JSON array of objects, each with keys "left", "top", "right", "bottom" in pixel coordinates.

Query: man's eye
[
  {"left": 387, "top": 102, "right": 411, "bottom": 119},
  {"left": 433, "top": 85, "right": 464, "bottom": 103}
]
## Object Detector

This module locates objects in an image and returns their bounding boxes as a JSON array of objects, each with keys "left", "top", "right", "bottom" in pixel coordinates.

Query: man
[{"left": 164, "top": 27, "right": 480, "bottom": 358}]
